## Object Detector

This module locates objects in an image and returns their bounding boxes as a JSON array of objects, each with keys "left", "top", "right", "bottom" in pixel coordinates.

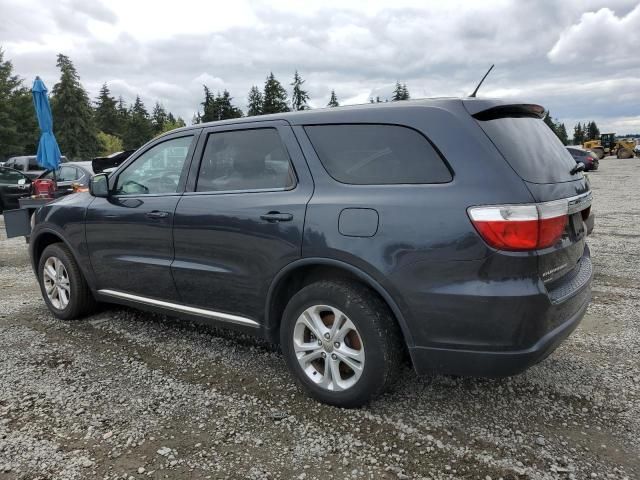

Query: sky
[{"left": 1, "top": 0, "right": 640, "bottom": 134}]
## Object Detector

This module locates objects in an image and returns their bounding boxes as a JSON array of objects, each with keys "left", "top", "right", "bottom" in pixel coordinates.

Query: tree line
[
  {"left": 543, "top": 111, "right": 602, "bottom": 146},
  {"left": 1, "top": 48, "right": 420, "bottom": 161},
  {"left": 0, "top": 49, "right": 185, "bottom": 161}
]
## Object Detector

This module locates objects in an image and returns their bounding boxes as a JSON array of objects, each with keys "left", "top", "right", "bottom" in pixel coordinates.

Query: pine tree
[
  {"left": 557, "top": 123, "right": 569, "bottom": 145},
  {"left": 151, "top": 102, "right": 168, "bottom": 134},
  {"left": 543, "top": 111, "right": 558, "bottom": 136},
  {"left": 262, "top": 73, "right": 289, "bottom": 114},
  {"left": 247, "top": 86, "right": 263, "bottom": 116},
  {"left": 290, "top": 70, "right": 310, "bottom": 111},
  {"left": 94, "top": 83, "right": 119, "bottom": 136},
  {"left": 115, "top": 96, "right": 129, "bottom": 138},
  {"left": 122, "top": 95, "right": 153, "bottom": 149},
  {"left": 401, "top": 83, "right": 410, "bottom": 100},
  {"left": 217, "top": 90, "right": 243, "bottom": 120},
  {"left": 587, "top": 121, "right": 600, "bottom": 141},
  {"left": 0, "top": 48, "right": 38, "bottom": 159},
  {"left": 192, "top": 112, "right": 202, "bottom": 125},
  {"left": 392, "top": 82, "right": 403, "bottom": 101},
  {"left": 51, "top": 54, "right": 99, "bottom": 160},
  {"left": 573, "top": 122, "right": 585, "bottom": 145},
  {"left": 201, "top": 85, "right": 217, "bottom": 123},
  {"left": 327, "top": 90, "right": 339, "bottom": 107},
  {"left": 201, "top": 87, "right": 243, "bottom": 121}
]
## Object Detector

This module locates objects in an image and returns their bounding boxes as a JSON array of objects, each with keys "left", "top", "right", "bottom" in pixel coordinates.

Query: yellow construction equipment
[{"left": 584, "top": 133, "right": 636, "bottom": 159}]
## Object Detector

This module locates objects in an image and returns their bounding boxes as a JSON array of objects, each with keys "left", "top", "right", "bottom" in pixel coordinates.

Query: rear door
[
  {"left": 86, "top": 133, "right": 198, "bottom": 301},
  {"left": 471, "top": 105, "right": 591, "bottom": 284},
  {"left": 171, "top": 121, "right": 313, "bottom": 323}
]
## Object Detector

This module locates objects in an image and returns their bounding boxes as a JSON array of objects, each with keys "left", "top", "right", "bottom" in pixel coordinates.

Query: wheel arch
[
  {"left": 264, "top": 258, "right": 414, "bottom": 350},
  {"left": 30, "top": 228, "right": 94, "bottom": 289}
]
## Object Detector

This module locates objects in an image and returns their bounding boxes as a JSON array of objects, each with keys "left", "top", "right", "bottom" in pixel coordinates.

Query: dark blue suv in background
[{"left": 29, "top": 98, "right": 593, "bottom": 407}]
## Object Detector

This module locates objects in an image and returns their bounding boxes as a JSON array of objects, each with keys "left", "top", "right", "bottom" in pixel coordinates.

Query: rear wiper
[{"left": 570, "top": 163, "right": 585, "bottom": 175}]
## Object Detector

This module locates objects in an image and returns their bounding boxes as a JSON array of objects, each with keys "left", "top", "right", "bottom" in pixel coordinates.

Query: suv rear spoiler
[{"left": 462, "top": 99, "right": 545, "bottom": 120}]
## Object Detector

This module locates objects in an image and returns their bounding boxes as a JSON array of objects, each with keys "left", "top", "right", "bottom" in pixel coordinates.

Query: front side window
[
  {"left": 305, "top": 124, "right": 452, "bottom": 185},
  {"left": 115, "top": 136, "right": 193, "bottom": 195},
  {"left": 196, "top": 128, "right": 296, "bottom": 192}
]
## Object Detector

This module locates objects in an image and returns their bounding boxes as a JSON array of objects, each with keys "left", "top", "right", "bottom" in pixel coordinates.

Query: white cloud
[
  {"left": 548, "top": 5, "right": 640, "bottom": 64},
  {"left": 2, "top": 0, "right": 640, "bottom": 132}
]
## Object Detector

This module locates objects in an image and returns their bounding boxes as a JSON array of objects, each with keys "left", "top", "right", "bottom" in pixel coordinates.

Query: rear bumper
[
  {"left": 408, "top": 251, "right": 592, "bottom": 377},
  {"left": 409, "top": 292, "right": 589, "bottom": 376}
]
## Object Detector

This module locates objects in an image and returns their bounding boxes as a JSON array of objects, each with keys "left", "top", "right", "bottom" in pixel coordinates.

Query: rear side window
[
  {"left": 477, "top": 117, "right": 578, "bottom": 184},
  {"left": 304, "top": 124, "right": 452, "bottom": 185},
  {"left": 196, "top": 128, "right": 296, "bottom": 192}
]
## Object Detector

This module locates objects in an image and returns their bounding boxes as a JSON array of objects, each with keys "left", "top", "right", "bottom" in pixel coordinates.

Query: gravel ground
[{"left": 0, "top": 157, "right": 638, "bottom": 480}]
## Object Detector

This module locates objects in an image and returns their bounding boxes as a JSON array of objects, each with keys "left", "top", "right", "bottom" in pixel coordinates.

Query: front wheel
[
  {"left": 38, "top": 243, "right": 97, "bottom": 320},
  {"left": 280, "top": 280, "right": 403, "bottom": 407}
]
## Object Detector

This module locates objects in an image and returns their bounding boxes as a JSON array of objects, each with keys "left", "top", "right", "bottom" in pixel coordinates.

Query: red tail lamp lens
[{"left": 468, "top": 200, "right": 568, "bottom": 251}]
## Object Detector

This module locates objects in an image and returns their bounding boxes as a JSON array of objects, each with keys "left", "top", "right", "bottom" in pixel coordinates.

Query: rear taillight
[{"left": 468, "top": 200, "right": 568, "bottom": 251}]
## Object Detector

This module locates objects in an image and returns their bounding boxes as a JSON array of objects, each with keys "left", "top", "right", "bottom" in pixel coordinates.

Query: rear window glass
[
  {"left": 304, "top": 124, "right": 451, "bottom": 185},
  {"left": 477, "top": 117, "right": 579, "bottom": 184}
]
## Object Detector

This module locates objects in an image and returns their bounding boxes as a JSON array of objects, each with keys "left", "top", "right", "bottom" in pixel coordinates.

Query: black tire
[
  {"left": 280, "top": 280, "right": 403, "bottom": 407},
  {"left": 37, "top": 243, "right": 97, "bottom": 320}
]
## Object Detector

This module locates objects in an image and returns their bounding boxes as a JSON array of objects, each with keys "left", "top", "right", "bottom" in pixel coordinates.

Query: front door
[
  {"left": 86, "top": 133, "right": 198, "bottom": 300},
  {"left": 172, "top": 122, "right": 313, "bottom": 323}
]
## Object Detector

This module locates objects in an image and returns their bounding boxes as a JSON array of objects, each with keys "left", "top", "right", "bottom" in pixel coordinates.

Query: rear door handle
[
  {"left": 260, "top": 212, "right": 293, "bottom": 222},
  {"left": 146, "top": 210, "right": 170, "bottom": 219}
]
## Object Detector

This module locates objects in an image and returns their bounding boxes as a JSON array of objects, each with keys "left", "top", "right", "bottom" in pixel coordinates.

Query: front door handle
[
  {"left": 146, "top": 210, "right": 169, "bottom": 219},
  {"left": 260, "top": 212, "right": 293, "bottom": 222}
]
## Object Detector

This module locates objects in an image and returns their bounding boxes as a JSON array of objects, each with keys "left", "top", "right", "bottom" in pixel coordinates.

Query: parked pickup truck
[{"left": 3, "top": 155, "right": 68, "bottom": 179}]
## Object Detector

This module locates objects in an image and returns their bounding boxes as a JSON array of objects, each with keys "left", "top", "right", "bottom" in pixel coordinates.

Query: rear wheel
[
  {"left": 38, "top": 243, "right": 97, "bottom": 320},
  {"left": 280, "top": 280, "right": 403, "bottom": 407}
]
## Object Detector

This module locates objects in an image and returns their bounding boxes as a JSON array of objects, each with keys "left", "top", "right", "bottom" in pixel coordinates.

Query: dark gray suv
[{"left": 29, "top": 98, "right": 593, "bottom": 407}]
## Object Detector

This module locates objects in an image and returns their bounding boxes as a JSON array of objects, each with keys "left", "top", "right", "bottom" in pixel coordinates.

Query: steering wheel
[
  {"left": 159, "top": 172, "right": 179, "bottom": 192},
  {"left": 121, "top": 180, "right": 149, "bottom": 194}
]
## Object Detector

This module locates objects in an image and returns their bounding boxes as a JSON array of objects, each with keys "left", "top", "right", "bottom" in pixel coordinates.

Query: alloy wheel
[
  {"left": 293, "top": 305, "right": 365, "bottom": 391},
  {"left": 42, "top": 256, "right": 70, "bottom": 310}
]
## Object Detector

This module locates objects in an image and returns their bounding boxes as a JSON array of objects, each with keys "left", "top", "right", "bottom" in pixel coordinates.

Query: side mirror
[{"left": 89, "top": 173, "right": 110, "bottom": 197}]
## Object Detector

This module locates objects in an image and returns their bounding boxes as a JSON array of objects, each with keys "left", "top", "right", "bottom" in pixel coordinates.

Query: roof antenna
[{"left": 469, "top": 64, "right": 495, "bottom": 98}]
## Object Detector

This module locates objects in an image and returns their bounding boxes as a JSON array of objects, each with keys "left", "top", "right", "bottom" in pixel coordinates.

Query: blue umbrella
[{"left": 32, "top": 76, "right": 62, "bottom": 173}]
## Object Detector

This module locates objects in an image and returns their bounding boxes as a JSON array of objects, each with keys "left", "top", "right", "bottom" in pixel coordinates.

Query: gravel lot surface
[{"left": 0, "top": 157, "right": 638, "bottom": 480}]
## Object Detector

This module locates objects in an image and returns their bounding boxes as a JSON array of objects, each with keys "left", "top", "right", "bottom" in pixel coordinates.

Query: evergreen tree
[
  {"left": 122, "top": 95, "right": 153, "bottom": 149},
  {"left": 401, "top": 83, "right": 410, "bottom": 100},
  {"left": 290, "top": 70, "right": 310, "bottom": 111},
  {"left": 392, "top": 81, "right": 403, "bottom": 101},
  {"left": 543, "top": 111, "right": 558, "bottom": 136},
  {"left": 0, "top": 49, "right": 38, "bottom": 159},
  {"left": 200, "top": 85, "right": 216, "bottom": 123},
  {"left": 192, "top": 112, "right": 202, "bottom": 125},
  {"left": 51, "top": 54, "right": 99, "bottom": 160},
  {"left": 152, "top": 102, "right": 168, "bottom": 134},
  {"left": 587, "top": 121, "right": 600, "bottom": 141},
  {"left": 262, "top": 73, "right": 289, "bottom": 114},
  {"left": 247, "top": 86, "right": 263, "bottom": 116},
  {"left": 116, "top": 96, "right": 129, "bottom": 138},
  {"left": 246, "top": 86, "right": 263, "bottom": 116},
  {"left": 94, "top": 83, "right": 119, "bottom": 136},
  {"left": 327, "top": 90, "right": 339, "bottom": 107},
  {"left": 573, "top": 122, "right": 585, "bottom": 145},
  {"left": 201, "top": 87, "right": 242, "bottom": 121},
  {"left": 217, "top": 90, "right": 243, "bottom": 120},
  {"left": 557, "top": 123, "right": 569, "bottom": 145}
]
